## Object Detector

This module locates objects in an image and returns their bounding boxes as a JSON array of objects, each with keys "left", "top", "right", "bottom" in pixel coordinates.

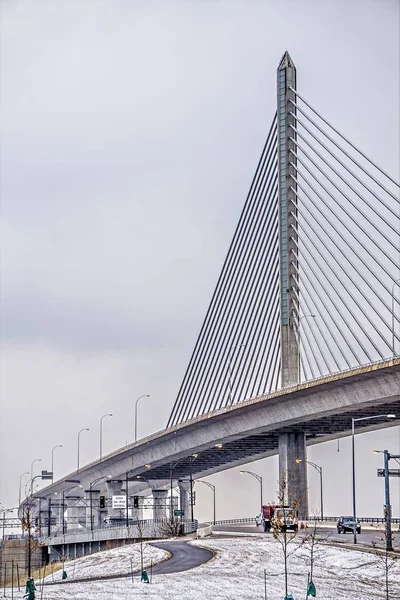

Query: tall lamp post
[
  {"left": 240, "top": 470, "right": 263, "bottom": 508},
  {"left": 392, "top": 278, "right": 400, "bottom": 355},
  {"left": 373, "top": 449, "right": 400, "bottom": 551},
  {"left": 135, "top": 395, "right": 150, "bottom": 442},
  {"left": 30, "top": 459, "right": 41, "bottom": 496},
  {"left": 51, "top": 445, "right": 63, "bottom": 483},
  {"left": 61, "top": 480, "right": 81, "bottom": 535},
  {"left": 100, "top": 414, "right": 113, "bottom": 460},
  {"left": 30, "top": 459, "right": 41, "bottom": 485},
  {"left": 195, "top": 480, "right": 216, "bottom": 525},
  {"left": 228, "top": 344, "right": 246, "bottom": 405},
  {"left": 19, "top": 471, "right": 29, "bottom": 506},
  {"left": 352, "top": 414, "right": 396, "bottom": 544},
  {"left": 1, "top": 508, "right": 14, "bottom": 541},
  {"left": 90, "top": 476, "right": 110, "bottom": 532},
  {"left": 295, "top": 459, "right": 323, "bottom": 520},
  {"left": 77, "top": 428, "right": 89, "bottom": 471}
]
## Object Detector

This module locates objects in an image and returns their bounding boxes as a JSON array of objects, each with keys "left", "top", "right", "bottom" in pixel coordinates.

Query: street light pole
[
  {"left": 135, "top": 395, "right": 150, "bottom": 442},
  {"left": 228, "top": 344, "right": 245, "bottom": 405},
  {"left": 100, "top": 414, "right": 113, "bottom": 460},
  {"left": 373, "top": 448, "right": 400, "bottom": 552},
  {"left": 51, "top": 445, "right": 63, "bottom": 483},
  {"left": 90, "top": 476, "right": 109, "bottom": 532},
  {"left": 352, "top": 414, "right": 396, "bottom": 544},
  {"left": 77, "top": 428, "right": 89, "bottom": 472},
  {"left": 239, "top": 470, "right": 263, "bottom": 508},
  {"left": 31, "top": 458, "right": 42, "bottom": 495},
  {"left": 30, "top": 459, "right": 41, "bottom": 490},
  {"left": 195, "top": 481, "right": 216, "bottom": 525},
  {"left": 295, "top": 459, "right": 323, "bottom": 520},
  {"left": 18, "top": 472, "right": 29, "bottom": 506},
  {"left": 61, "top": 481, "right": 81, "bottom": 536},
  {"left": 1, "top": 509, "right": 13, "bottom": 541}
]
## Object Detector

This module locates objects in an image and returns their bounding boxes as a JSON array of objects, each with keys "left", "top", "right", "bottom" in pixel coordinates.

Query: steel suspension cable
[
  {"left": 222, "top": 241, "right": 280, "bottom": 406},
  {"left": 292, "top": 233, "right": 376, "bottom": 362},
  {"left": 288, "top": 101, "right": 400, "bottom": 203},
  {"left": 290, "top": 249, "right": 360, "bottom": 365},
  {"left": 291, "top": 288, "right": 333, "bottom": 373},
  {"left": 193, "top": 179, "right": 279, "bottom": 416},
  {"left": 168, "top": 117, "right": 277, "bottom": 425},
  {"left": 293, "top": 197, "right": 400, "bottom": 344},
  {"left": 289, "top": 149, "right": 399, "bottom": 267},
  {"left": 205, "top": 222, "right": 280, "bottom": 413},
  {"left": 293, "top": 222, "right": 387, "bottom": 358},
  {"left": 289, "top": 131, "right": 398, "bottom": 236},
  {"left": 184, "top": 149, "right": 278, "bottom": 417},
  {"left": 288, "top": 87, "right": 400, "bottom": 189},
  {"left": 291, "top": 168, "right": 399, "bottom": 294},
  {"left": 293, "top": 322, "right": 310, "bottom": 381},
  {"left": 237, "top": 280, "right": 280, "bottom": 402},
  {"left": 170, "top": 124, "right": 278, "bottom": 424},
  {"left": 293, "top": 314, "right": 318, "bottom": 378},
  {"left": 290, "top": 178, "right": 400, "bottom": 326}
]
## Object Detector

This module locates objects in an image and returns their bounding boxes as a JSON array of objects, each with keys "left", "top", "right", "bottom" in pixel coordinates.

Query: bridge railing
[{"left": 204, "top": 516, "right": 400, "bottom": 526}]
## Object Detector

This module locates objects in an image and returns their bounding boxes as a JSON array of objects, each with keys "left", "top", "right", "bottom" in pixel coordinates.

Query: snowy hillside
[{"left": 34, "top": 534, "right": 399, "bottom": 599}]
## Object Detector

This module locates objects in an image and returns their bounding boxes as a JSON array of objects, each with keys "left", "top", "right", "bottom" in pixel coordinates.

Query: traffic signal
[
  {"left": 99, "top": 496, "right": 106, "bottom": 509},
  {"left": 133, "top": 495, "right": 139, "bottom": 509}
]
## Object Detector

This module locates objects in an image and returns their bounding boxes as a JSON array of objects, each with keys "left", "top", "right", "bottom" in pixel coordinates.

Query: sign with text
[
  {"left": 112, "top": 495, "right": 127, "bottom": 509},
  {"left": 174, "top": 509, "right": 184, "bottom": 517}
]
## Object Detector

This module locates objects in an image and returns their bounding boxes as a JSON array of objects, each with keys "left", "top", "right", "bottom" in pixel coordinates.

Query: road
[
  {"left": 214, "top": 524, "right": 400, "bottom": 548},
  {"left": 149, "top": 540, "right": 213, "bottom": 573}
]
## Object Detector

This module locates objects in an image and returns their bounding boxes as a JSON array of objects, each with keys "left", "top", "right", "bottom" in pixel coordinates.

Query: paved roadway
[
  {"left": 214, "top": 524, "right": 400, "bottom": 548},
  {"left": 149, "top": 540, "right": 213, "bottom": 573}
]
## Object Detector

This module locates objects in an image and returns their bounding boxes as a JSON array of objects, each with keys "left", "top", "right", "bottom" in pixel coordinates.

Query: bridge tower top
[{"left": 277, "top": 51, "right": 299, "bottom": 387}]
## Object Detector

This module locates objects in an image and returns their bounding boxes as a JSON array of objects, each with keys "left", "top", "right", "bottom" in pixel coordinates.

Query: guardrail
[{"left": 204, "top": 516, "right": 400, "bottom": 526}]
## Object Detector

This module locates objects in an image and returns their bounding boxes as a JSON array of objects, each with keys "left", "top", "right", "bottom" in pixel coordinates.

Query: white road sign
[{"left": 112, "top": 495, "right": 127, "bottom": 509}]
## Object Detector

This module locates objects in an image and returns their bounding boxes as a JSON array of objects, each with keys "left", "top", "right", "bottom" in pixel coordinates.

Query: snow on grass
[
  {"left": 41, "top": 541, "right": 169, "bottom": 582},
  {"left": 36, "top": 534, "right": 399, "bottom": 599}
]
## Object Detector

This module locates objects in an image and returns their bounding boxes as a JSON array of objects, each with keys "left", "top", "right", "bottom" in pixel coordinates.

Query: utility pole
[
  {"left": 383, "top": 450, "right": 392, "bottom": 552},
  {"left": 376, "top": 449, "right": 400, "bottom": 552}
]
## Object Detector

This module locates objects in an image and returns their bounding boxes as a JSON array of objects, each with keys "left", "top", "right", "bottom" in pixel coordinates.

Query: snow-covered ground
[{"left": 27, "top": 534, "right": 400, "bottom": 599}]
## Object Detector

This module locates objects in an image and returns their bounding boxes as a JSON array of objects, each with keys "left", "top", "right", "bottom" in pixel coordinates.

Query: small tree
[
  {"left": 371, "top": 528, "right": 399, "bottom": 600},
  {"left": 271, "top": 472, "right": 302, "bottom": 598},
  {"left": 299, "top": 513, "right": 332, "bottom": 597},
  {"left": 159, "top": 516, "right": 182, "bottom": 538}
]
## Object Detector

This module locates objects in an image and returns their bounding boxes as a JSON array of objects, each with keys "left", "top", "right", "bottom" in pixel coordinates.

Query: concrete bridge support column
[
  {"left": 85, "top": 490, "right": 100, "bottom": 530},
  {"left": 152, "top": 489, "right": 168, "bottom": 520},
  {"left": 106, "top": 479, "right": 123, "bottom": 519},
  {"left": 64, "top": 499, "right": 85, "bottom": 534},
  {"left": 279, "top": 432, "right": 308, "bottom": 518},
  {"left": 178, "top": 480, "right": 191, "bottom": 520}
]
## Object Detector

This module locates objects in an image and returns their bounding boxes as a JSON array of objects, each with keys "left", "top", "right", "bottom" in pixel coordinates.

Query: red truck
[{"left": 257, "top": 504, "right": 299, "bottom": 532}]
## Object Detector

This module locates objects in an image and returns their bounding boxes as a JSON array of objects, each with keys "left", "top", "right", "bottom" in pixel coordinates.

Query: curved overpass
[{"left": 26, "top": 358, "right": 400, "bottom": 518}]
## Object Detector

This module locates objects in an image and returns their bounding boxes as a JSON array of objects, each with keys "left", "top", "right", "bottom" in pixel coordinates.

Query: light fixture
[
  {"left": 145, "top": 464, "right": 151, "bottom": 469},
  {"left": 215, "top": 444, "right": 223, "bottom": 449}
]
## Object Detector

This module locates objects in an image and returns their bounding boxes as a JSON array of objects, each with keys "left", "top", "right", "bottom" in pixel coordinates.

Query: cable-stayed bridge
[{"left": 24, "top": 52, "right": 400, "bottom": 533}]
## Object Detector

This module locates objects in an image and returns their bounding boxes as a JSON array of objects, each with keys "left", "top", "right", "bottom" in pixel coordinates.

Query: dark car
[{"left": 337, "top": 516, "right": 361, "bottom": 534}]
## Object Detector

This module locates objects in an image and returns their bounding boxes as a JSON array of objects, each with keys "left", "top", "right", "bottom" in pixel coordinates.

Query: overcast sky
[{"left": 1, "top": 0, "right": 399, "bottom": 522}]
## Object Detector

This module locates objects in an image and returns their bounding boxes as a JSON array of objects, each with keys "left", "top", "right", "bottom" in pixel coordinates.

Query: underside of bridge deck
[{"left": 135, "top": 398, "right": 400, "bottom": 482}]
